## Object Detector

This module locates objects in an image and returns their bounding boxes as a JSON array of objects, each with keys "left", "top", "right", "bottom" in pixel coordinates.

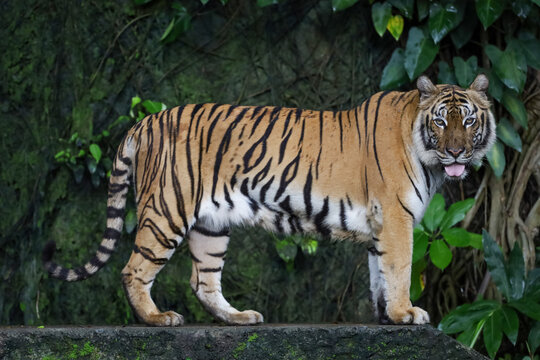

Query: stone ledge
[{"left": 0, "top": 324, "right": 487, "bottom": 360}]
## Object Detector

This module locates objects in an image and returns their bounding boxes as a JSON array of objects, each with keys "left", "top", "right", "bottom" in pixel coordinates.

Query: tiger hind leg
[
  {"left": 189, "top": 225, "right": 264, "bottom": 325},
  {"left": 121, "top": 220, "right": 184, "bottom": 326}
]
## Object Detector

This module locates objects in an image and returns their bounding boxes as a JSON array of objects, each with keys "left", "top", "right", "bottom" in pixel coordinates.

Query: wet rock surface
[{"left": 0, "top": 324, "right": 487, "bottom": 359}]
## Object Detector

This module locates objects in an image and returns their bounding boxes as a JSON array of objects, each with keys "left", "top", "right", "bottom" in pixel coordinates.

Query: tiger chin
[{"left": 43, "top": 74, "right": 496, "bottom": 327}]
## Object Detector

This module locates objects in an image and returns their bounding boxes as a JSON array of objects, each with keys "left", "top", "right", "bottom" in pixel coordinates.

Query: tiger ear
[
  {"left": 417, "top": 75, "right": 439, "bottom": 101},
  {"left": 469, "top": 74, "right": 489, "bottom": 93}
]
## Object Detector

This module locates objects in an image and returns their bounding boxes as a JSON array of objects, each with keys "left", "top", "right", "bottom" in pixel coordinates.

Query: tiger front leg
[
  {"left": 189, "top": 226, "right": 263, "bottom": 325},
  {"left": 370, "top": 208, "right": 430, "bottom": 325}
]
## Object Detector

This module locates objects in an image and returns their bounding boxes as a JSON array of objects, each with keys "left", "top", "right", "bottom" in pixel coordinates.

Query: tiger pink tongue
[{"left": 445, "top": 164, "right": 465, "bottom": 177}]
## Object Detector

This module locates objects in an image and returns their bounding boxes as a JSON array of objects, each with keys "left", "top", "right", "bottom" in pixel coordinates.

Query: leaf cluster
[{"left": 439, "top": 231, "right": 540, "bottom": 359}]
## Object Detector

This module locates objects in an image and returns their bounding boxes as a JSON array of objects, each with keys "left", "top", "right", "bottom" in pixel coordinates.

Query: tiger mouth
[{"left": 443, "top": 163, "right": 466, "bottom": 177}]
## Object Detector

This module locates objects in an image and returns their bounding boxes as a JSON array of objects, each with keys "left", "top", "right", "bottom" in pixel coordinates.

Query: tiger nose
[{"left": 446, "top": 147, "right": 464, "bottom": 158}]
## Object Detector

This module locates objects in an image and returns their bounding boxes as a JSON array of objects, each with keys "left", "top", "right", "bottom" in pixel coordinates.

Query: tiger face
[{"left": 413, "top": 74, "right": 496, "bottom": 179}]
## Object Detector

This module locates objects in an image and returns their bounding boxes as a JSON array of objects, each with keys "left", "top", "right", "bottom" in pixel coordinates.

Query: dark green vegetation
[
  {"left": 0, "top": 325, "right": 487, "bottom": 360},
  {"left": 1, "top": 0, "right": 539, "bottom": 359}
]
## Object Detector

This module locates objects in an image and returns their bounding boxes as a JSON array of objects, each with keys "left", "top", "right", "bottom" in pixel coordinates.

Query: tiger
[{"left": 43, "top": 74, "right": 496, "bottom": 326}]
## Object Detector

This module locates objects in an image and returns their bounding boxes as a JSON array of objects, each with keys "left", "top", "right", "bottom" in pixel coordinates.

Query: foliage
[
  {"left": 273, "top": 234, "right": 319, "bottom": 272},
  {"left": 439, "top": 231, "right": 540, "bottom": 359},
  {"left": 410, "top": 194, "right": 480, "bottom": 301}
]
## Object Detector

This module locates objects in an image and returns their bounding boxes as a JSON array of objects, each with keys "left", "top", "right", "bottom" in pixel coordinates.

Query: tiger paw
[
  {"left": 224, "top": 310, "right": 264, "bottom": 325},
  {"left": 144, "top": 310, "right": 184, "bottom": 327},
  {"left": 387, "top": 306, "right": 430, "bottom": 325}
]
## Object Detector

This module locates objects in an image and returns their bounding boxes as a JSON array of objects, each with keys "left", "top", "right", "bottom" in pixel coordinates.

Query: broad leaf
[
  {"left": 439, "top": 300, "right": 500, "bottom": 334},
  {"left": 486, "top": 69, "right": 504, "bottom": 102},
  {"left": 453, "top": 56, "right": 478, "bottom": 89},
  {"left": 388, "top": 0, "right": 414, "bottom": 18},
  {"left": 483, "top": 230, "right": 510, "bottom": 299},
  {"left": 331, "top": 0, "right": 358, "bottom": 11},
  {"left": 501, "top": 90, "right": 528, "bottom": 128},
  {"left": 437, "top": 61, "right": 457, "bottom": 85},
  {"left": 457, "top": 320, "right": 485, "bottom": 347},
  {"left": 89, "top": 144, "right": 102, "bottom": 163},
  {"left": 486, "top": 140, "right": 506, "bottom": 178},
  {"left": 485, "top": 43, "right": 527, "bottom": 94},
  {"left": 404, "top": 27, "right": 439, "bottom": 80},
  {"left": 142, "top": 100, "right": 166, "bottom": 114},
  {"left": 508, "top": 298, "right": 540, "bottom": 321},
  {"left": 439, "top": 198, "right": 474, "bottom": 230},
  {"left": 525, "top": 268, "right": 540, "bottom": 299},
  {"left": 86, "top": 157, "right": 97, "bottom": 174},
  {"left": 483, "top": 312, "right": 503, "bottom": 359},
  {"left": 428, "top": 0, "right": 465, "bottom": 44},
  {"left": 372, "top": 2, "right": 392, "bottom": 37},
  {"left": 475, "top": 0, "right": 505, "bottom": 29},
  {"left": 386, "top": 15, "right": 404, "bottom": 41},
  {"left": 450, "top": 3, "right": 477, "bottom": 49},
  {"left": 413, "top": 227, "right": 429, "bottom": 263},
  {"left": 529, "top": 321, "right": 540, "bottom": 355},
  {"left": 506, "top": 243, "right": 525, "bottom": 301},
  {"left": 275, "top": 237, "right": 297, "bottom": 262},
  {"left": 430, "top": 239, "right": 452, "bottom": 270},
  {"left": 517, "top": 32, "right": 540, "bottom": 70},
  {"left": 497, "top": 117, "right": 522, "bottom": 152},
  {"left": 442, "top": 227, "right": 473, "bottom": 247},
  {"left": 160, "top": 4, "right": 191, "bottom": 44},
  {"left": 468, "top": 232, "right": 483, "bottom": 249},
  {"left": 124, "top": 209, "right": 137, "bottom": 234},
  {"left": 380, "top": 48, "right": 408, "bottom": 90},
  {"left": 422, "top": 193, "right": 446, "bottom": 233},
  {"left": 498, "top": 306, "right": 519, "bottom": 345}
]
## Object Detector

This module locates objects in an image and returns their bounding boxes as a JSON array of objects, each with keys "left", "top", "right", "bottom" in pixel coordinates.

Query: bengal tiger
[{"left": 43, "top": 74, "right": 496, "bottom": 326}]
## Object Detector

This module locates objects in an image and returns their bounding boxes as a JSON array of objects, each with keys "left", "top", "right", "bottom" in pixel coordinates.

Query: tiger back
[{"left": 43, "top": 74, "right": 496, "bottom": 326}]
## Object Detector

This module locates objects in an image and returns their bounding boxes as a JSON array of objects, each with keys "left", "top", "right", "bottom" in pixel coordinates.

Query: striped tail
[{"left": 43, "top": 138, "right": 134, "bottom": 281}]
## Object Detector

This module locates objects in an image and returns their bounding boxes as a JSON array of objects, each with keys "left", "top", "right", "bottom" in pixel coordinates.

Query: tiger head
[{"left": 413, "top": 74, "right": 496, "bottom": 179}]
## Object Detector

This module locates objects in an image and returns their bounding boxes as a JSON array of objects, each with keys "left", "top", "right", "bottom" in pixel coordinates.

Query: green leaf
[
  {"left": 142, "top": 100, "right": 166, "bottom": 114},
  {"left": 160, "top": 4, "right": 192, "bottom": 44},
  {"left": 468, "top": 232, "right": 483, "bottom": 249},
  {"left": 498, "top": 306, "right": 519, "bottom": 345},
  {"left": 501, "top": 90, "right": 528, "bottom": 128},
  {"left": 483, "top": 312, "right": 503, "bottom": 359},
  {"left": 258, "top": 0, "right": 279, "bottom": 7},
  {"left": 422, "top": 193, "right": 446, "bottom": 233},
  {"left": 428, "top": 0, "right": 465, "bottom": 44},
  {"left": 525, "top": 268, "right": 540, "bottom": 299},
  {"left": 529, "top": 321, "right": 540, "bottom": 354},
  {"left": 507, "top": 243, "right": 525, "bottom": 301},
  {"left": 485, "top": 42, "right": 527, "bottom": 94},
  {"left": 517, "top": 32, "right": 540, "bottom": 70},
  {"left": 404, "top": 27, "right": 439, "bottom": 80},
  {"left": 430, "top": 239, "right": 452, "bottom": 270},
  {"left": 486, "top": 140, "right": 506, "bottom": 178},
  {"left": 86, "top": 157, "right": 97, "bottom": 174},
  {"left": 410, "top": 258, "right": 427, "bottom": 301},
  {"left": 483, "top": 230, "right": 510, "bottom": 299},
  {"left": 416, "top": 0, "right": 429, "bottom": 20},
  {"left": 90, "top": 171, "right": 101, "bottom": 188},
  {"left": 440, "top": 198, "right": 475, "bottom": 230},
  {"left": 388, "top": 0, "right": 414, "bottom": 19},
  {"left": 380, "top": 48, "right": 409, "bottom": 90},
  {"left": 457, "top": 319, "right": 486, "bottom": 347},
  {"left": 442, "top": 227, "right": 472, "bottom": 247},
  {"left": 89, "top": 144, "right": 102, "bottom": 163},
  {"left": 131, "top": 96, "right": 141, "bottom": 110},
  {"left": 386, "top": 14, "right": 404, "bottom": 41},
  {"left": 497, "top": 117, "right": 522, "bottom": 152},
  {"left": 275, "top": 237, "right": 298, "bottom": 262},
  {"left": 508, "top": 297, "right": 540, "bottom": 321},
  {"left": 450, "top": 3, "right": 477, "bottom": 49},
  {"left": 486, "top": 69, "right": 504, "bottom": 102},
  {"left": 372, "top": 2, "right": 392, "bottom": 37},
  {"left": 439, "top": 300, "right": 500, "bottom": 334},
  {"left": 331, "top": 0, "right": 358, "bottom": 11},
  {"left": 475, "top": 0, "right": 506, "bottom": 29},
  {"left": 453, "top": 56, "right": 478, "bottom": 89},
  {"left": 300, "top": 237, "right": 318, "bottom": 255},
  {"left": 437, "top": 61, "right": 457, "bottom": 85},
  {"left": 413, "top": 228, "right": 429, "bottom": 263},
  {"left": 125, "top": 209, "right": 137, "bottom": 234},
  {"left": 200, "top": 0, "right": 209, "bottom": 4},
  {"left": 134, "top": 0, "right": 154, "bottom": 5}
]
